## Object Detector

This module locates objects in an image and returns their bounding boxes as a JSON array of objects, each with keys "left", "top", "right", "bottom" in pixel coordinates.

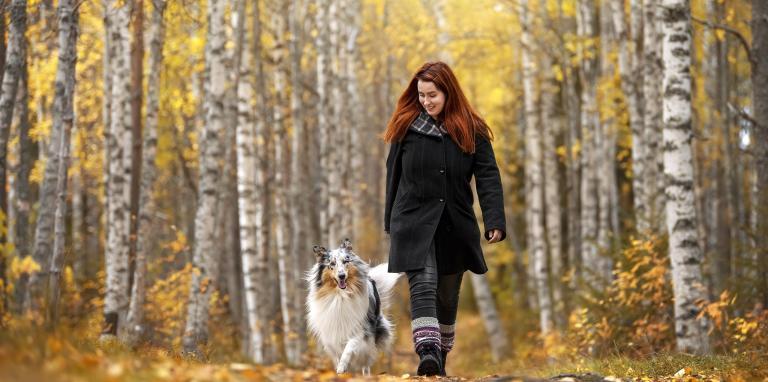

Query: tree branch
[
  {"left": 728, "top": 102, "right": 764, "bottom": 130},
  {"left": 691, "top": 15, "right": 755, "bottom": 69}
]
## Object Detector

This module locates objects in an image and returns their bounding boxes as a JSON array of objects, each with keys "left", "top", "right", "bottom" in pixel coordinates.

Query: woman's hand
[{"left": 487, "top": 229, "right": 503, "bottom": 243}]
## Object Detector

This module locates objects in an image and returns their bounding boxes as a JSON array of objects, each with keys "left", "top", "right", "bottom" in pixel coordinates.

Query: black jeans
[{"left": 406, "top": 239, "right": 464, "bottom": 323}]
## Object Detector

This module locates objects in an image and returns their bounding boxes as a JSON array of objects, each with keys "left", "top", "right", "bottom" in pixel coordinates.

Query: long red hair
[{"left": 382, "top": 61, "right": 493, "bottom": 153}]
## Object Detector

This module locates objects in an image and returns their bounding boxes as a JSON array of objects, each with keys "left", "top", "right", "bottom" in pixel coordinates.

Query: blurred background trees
[{"left": 0, "top": 0, "right": 766, "bottom": 375}]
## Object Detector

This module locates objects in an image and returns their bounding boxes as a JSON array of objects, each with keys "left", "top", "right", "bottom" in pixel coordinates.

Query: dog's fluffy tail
[{"left": 369, "top": 263, "right": 402, "bottom": 309}]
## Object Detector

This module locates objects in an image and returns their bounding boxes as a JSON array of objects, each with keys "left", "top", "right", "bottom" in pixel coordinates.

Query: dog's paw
[{"left": 335, "top": 365, "right": 348, "bottom": 374}]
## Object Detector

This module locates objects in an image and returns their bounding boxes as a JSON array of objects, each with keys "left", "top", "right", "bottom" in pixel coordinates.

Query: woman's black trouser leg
[
  {"left": 407, "top": 239, "right": 464, "bottom": 376},
  {"left": 407, "top": 241, "right": 441, "bottom": 375}
]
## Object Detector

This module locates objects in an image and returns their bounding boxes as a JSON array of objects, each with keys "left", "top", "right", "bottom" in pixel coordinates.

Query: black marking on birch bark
[
  {"left": 678, "top": 307, "right": 700, "bottom": 321},
  {"left": 671, "top": 47, "right": 691, "bottom": 58},
  {"left": 672, "top": 218, "right": 695, "bottom": 231},
  {"left": 669, "top": 34, "right": 688, "bottom": 43},
  {"left": 682, "top": 253, "right": 701, "bottom": 263},
  {"left": 665, "top": 178, "right": 694, "bottom": 191},
  {"left": 665, "top": 87, "right": 690, "bottom": 99},
  {"left": 663, "top": 6, "right": 688, "bottom": 23},
  {"left": 678, "top": 239, "right": 699, "bottom": 249}
]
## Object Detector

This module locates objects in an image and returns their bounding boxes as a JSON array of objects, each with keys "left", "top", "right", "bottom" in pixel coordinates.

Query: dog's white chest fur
[{"left": 307, "top": 287, "right": 370, "bottom": 357}]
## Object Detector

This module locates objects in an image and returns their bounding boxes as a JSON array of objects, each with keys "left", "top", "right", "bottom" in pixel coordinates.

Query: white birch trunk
[
  {"left": 272, "top": 2, "right": 304, "bottom": 364},
  {"left": 520, "top": 0, "right": 552, "bottom": 335},
  {"left": 596, "top": 0, "right": 615, "bottom": 278},
  {"left": 558, "top": 0, "right": 581, "bottom": 294},
  {"left": 344, "top": 0, "right": 362, "bottom": 241},
  {"left": 182, "top": 0, "right": 226, "bottom": 354},
  {"left": 46, "top": 0, "right": 77, "bottom": 325},
  {"left": 289, "top": 0, "right": 310, "bottom": 282},
  {"left": 470, "top": 274, "right": 509, "bottom": 361},
  {"left": 0, "top": 0, "right": 27, "bottom": 239},
  {"left": 316, "top": 0, "right": 331, "bottom": 245},
  {"left": 102, "top": 0, "right": 112, "bottom": 232},
  {"left": 10, "top": 3, "right": 33, "bottom": 310},
  {"left": 326, "top": 0, "right": 343, "bottom": 246},
  {"left": 125, "top": 0, "right": 166, "bottom": 346},
  {"left": 660, "top": 0, "right": 710, "bottom": 354},
  {"left": 236, "top": 2, "right": 266, "bottom": 361},
  {"left": 577, "top": 0, "right": 601, "bottom": 288},
  {"left": 539, "top": 0, "right": 564, "bottom": 330},
  {"left": 252, "top": 0, "right": 278, "bottom": 361},
  {"left": 419, "top": 0, "right": 451, "bottom": 63},
  {"left": 642, "top": 0, "right": 663, "bottom": 234},
  {"left": 101, "top": 0, "right": 133, "bottom": 339}
]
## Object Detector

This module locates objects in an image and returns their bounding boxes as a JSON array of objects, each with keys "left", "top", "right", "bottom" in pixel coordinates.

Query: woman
[{"left": 383, "top": 61, "right": 507, "bottom": 376}]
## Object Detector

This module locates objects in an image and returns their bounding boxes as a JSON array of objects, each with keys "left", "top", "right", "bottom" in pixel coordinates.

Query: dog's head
[{"left": 312, "top": 238, "right": 367, "bottom": 292}]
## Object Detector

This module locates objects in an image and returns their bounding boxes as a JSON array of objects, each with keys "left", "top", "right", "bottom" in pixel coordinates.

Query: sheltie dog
[{"left": 306, "top": 238, "right": 401, "bottom": 375}]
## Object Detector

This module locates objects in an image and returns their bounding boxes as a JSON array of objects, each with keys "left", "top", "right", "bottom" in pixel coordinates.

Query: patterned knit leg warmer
[
  {"left": 439, "top": 323, "right": 456, "bottom": 353},
  {"left": 412, "top": 317, "right": 441, "bottom": 353}
]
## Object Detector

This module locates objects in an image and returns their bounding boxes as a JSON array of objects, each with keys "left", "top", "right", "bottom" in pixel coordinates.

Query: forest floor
[{"left": 1, "top": 319, "right": 765, "bottom": 382}]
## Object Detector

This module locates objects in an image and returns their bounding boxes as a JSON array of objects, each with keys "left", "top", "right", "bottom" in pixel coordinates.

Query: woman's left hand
[{"left": 487, "top": 229, "right": 503, "bottom": 244}]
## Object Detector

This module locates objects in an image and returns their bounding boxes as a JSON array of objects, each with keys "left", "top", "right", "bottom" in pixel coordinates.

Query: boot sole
[{"left": 417, "top": 357, "right": 440, "bottom": 376}]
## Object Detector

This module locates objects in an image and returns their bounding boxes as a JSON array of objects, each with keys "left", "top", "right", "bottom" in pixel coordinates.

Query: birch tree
[
  {"left": 252, "top": 0, "right": 278, "bottom": 362},
  {"left": 326, "top": 0, "right": 343, "bottom": 246},
  {"left": 6, "top": 0, "right": 32, "bottom": 310},
  {"left": 540, "top": 0, "right": 564, "bottom": 329},
  {"left": 272, "top": 0, "right": 306, "bottom": 364},
  {"left": 611, "top": 0, "right": 644, "bottom": 235},
  {"left": 660, "top": 0, "right": 710, "bottom": 354},
  {"left": 519, "top": 0, "right": 552, "bottom": 335},
  {"left": 289, "top": 0, "right": 308, "bottom": 273},
  {"left": 316, "top": 0, "right": 331, "bottom": 245},
  {"left": 597, "top": 0, "right": 618, "bottom": 253},
  {"left": 470, "top": 274, "right": 508, "bottom": 361},
  {"left": 45, "top": 0, "right": 78, "bottom": 326},
  {"left": 344, "top": 0, "right": 363, "bottom": 241},
  {"left": 235, "top": 0, "right": 267, "bottom": 361},
  {"left": 0, "top": 0, "right": 28, "bottom": 240},
  {"left": 182, "top": 0, "right": 226, "bottom": 355},
  {"left": 557, "top": 0, "right": 581, "bottom": 292},
  {"left": 101, "top": 0, "right": 133, "bottom": 338},
  {"left": 642, "top": 0, "right": 663, "bottom": 234},
  {"left": 577, "top": 0, "right": 602, "bottom": 287},
  {"left": 125, "top": 0, "right": 167, "bottom": 346}
]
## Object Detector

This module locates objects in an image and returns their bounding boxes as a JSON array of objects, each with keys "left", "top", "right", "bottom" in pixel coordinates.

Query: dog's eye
[{"left": 330, "top": 262, "right": 336, "bottom": 267}]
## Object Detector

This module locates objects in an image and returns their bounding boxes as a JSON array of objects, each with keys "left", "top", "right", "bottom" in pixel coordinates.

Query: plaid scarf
[{"left": 409, "top": 111, "right": 447, "bottom": 137}]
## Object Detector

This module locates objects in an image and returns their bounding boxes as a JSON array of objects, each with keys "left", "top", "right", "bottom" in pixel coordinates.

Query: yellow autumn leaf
[
  {"left": 715, "top": 29, "right": 726, "bottom": 41},
  {"left": 553, "top": 64, "right": 564, "bottom": 82}
]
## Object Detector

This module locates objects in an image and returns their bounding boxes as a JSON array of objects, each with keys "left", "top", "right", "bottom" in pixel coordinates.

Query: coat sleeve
[
  {"left": 473, "top": 136, "right": 507, "bottom": 241},
  {"left": 384, "top": 141, "right": 402, "bottom": 233}
]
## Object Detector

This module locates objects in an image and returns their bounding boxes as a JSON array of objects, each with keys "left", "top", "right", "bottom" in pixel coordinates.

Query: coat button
[{"left": 439, "top": 198, "right": 445, "bottom": 202}]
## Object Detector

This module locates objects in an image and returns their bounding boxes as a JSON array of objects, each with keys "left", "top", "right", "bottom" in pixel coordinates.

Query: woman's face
[{"left": 417, "top": 80, "right": 445, "bottom": 118}]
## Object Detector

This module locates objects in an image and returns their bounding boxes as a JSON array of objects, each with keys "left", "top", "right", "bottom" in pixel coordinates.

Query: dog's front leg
[{"left": 336, "top": 336, "right": 362, "bottom": 374}]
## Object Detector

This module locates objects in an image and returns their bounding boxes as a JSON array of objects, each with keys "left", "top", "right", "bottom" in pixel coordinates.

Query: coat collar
[{"left": 409, "top": 111, "right": 447, "bottom": 137}]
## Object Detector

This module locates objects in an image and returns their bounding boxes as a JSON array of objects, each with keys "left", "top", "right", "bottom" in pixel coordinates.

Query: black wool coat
[{"left": 384, "top": 128, "right": 507, "bottom": 275}]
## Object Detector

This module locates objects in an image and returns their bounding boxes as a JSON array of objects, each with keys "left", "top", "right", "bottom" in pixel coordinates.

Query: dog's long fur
[{"left": 306, "top": 239, "right": 401, "bottom": 375}]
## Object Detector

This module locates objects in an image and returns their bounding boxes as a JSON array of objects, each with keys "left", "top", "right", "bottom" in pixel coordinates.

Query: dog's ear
[
  {"left": 340, "top": 238, "right": 352, "bottom": 251},
  {"left": 312, "top": 246, "right": 328, "bottom": 258}
]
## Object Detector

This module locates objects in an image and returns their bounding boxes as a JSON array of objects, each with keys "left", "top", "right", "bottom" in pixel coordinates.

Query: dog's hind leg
[
  {"left": 361, "top": 366, "right": 371, "bottom": 376},
  {"left": 336, "top": 336, "right": 363, "bottom": 374}
]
